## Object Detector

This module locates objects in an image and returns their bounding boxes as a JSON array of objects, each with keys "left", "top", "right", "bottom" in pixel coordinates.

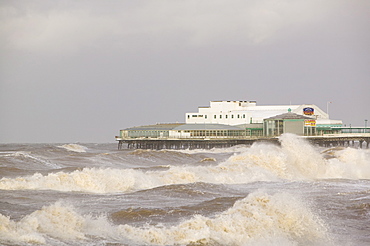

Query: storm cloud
[{"left": 1, "top": 0, "right": 369, "bottom": 142}]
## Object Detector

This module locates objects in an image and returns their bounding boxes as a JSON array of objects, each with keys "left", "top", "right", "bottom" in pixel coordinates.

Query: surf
[
  {"left": 1, "top": 134, "right": 369, "bottom": 194},
  {"left": 0, "top": 191, "right": 330, "bottom": 246}
]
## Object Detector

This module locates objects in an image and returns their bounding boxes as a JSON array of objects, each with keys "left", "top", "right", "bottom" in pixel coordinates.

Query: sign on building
[
  {"left": 304, "top": 120, "right": 316, "bottom": 127},
  {"left": 303, "top": 107, "right": 314, "bottom": 115}
]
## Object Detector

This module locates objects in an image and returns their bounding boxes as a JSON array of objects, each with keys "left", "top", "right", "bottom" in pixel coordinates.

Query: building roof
[
  {"left": 173, "top": 124, "right": 244, "bottom": 131},
  {"left": 236, "top": 123, "right": 263, "bottom": 129},
  {"left": 265, "top": 112, "right": 313, "bottom": 120}
]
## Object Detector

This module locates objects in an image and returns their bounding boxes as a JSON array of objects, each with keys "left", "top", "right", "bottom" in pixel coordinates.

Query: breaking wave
[
  {"left": 0, "top": 168, "right": 156, "bottom": 193},
  {"left": 58, "top": 144, "right": 87, "bottom": 153},
  {"left": 0, "top": 191, "right": 330, "bottom": 246},
  {"left": 0, "top": 151, "right": 62, "bottom": 169},
  {"left": 1, "top": 134, "right": 369, "bottom": 194}
]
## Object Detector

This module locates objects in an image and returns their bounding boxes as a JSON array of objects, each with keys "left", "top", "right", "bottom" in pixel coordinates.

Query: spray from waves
[
  {"left": 58, "top": 144, "right": 87, "bottom": 153},
  {"left": 325, "top": 147, "right": 370, "bottom": 179},
  {"left": 223, "top": 134, "right": 327, "bottom": 180},
  {"left": 223, "top": 133, "right": 370, "bottom": 180},
  {"left": 0, "top": 192, "right": 330, "bottom": 246},
  {"left": 1, "top": 134, "right": 369, "bottom": 194}
]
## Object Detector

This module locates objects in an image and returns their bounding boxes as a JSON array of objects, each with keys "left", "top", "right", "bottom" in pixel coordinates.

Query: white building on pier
[
  {"left": 117, "top": 100, "right": 346, "bottom": 142},
  {"left": 185, "top": 100, "right": 342, "bottom": 128}
]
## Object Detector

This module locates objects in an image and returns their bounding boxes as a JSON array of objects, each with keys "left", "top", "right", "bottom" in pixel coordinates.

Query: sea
[{"left": 0, "top": 134, "right": 369, "bottom": 246}]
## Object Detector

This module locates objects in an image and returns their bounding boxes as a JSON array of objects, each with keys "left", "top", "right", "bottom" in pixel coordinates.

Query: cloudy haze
[{"left": 1, "top": 0, "right": 369, "bottom": 143}]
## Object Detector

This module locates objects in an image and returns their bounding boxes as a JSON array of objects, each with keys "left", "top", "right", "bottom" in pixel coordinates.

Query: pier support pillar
[{"left": 118, "top": 141, "right": 123, "bottom": 150}]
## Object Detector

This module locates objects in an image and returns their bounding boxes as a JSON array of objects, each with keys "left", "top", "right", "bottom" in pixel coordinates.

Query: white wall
[{"left": 186, "top": 101, "right": 334, "bottom": 126}]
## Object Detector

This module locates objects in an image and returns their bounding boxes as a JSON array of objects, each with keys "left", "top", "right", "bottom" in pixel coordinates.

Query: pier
[
  {"left": 116, "top": 101, "right": 369, "bottom": 150},
  {"left": 118, "top": 138, "right": 266, "bottom": 150},
  {"left": 305, "top": 134, "right": 370, "bottom": 148},
  {"left": 117, "top": 134, "right": 370, "bottom": 150}
]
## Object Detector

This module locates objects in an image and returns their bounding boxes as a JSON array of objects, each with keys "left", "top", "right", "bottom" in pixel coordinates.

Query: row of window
[
  {"left": 185, "top": 130, "right": 245, "bottom": 137},
  {"left": 188, "top": 114, "right": 246, "bottom": 119},
  {"left": 215, "top": 114, "right": 246, "bottom": 119},
  {"left": 245, "top": 129, "right": 263, "bottom": 136},
  {"left": 126, "top": 129, "right": 246, "bottom": 138},
  {"left": 127, "top": 130, "right": 169, "bottom": 138},
  {"left": 190, "top": 115, "right": 208, "bottom": 119}
]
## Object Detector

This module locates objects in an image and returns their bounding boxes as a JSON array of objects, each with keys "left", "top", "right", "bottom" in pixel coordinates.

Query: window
[
  {"left": 187, "top": 115, "right": 190, "bottom": 119},
  {"left": 220, "top": 115, "right": 222, "bottom": 119},
  {"left": 214, "top": 115, "right": 216, "bottom": 119},
  {"left": 232, "top": 115, "right": 234, "bottom": 119},
  {"left": 226, "top": 115, "right": 228, "bottom": 119},
  {"left": 237, "top": 115, "right": 240, "bottom": 118},
  {"left": 243, "top": 114, "right": 245, "bottom": 118},
  {"left": 205, "top": 115, "right": 207, "bottom": 119}
]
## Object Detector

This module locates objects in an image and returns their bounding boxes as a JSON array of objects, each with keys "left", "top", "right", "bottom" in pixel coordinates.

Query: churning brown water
[{"left": 1, "top": 134, "right": 369, "bottom": 245}]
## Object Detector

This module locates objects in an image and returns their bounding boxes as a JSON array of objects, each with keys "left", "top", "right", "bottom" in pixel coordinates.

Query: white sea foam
[
  {"left": 58, "top": 144, "right": 87, "bottom": 153},
  {"left": 119, "top": 191, "right": 329, "bottom": 245},
  {"left": 0, "top": 201, "right": 86, "bottom": 244},
  {"left": 325, "top": 147, "right": 370, "bottom": 179},
  {"left": 0, "top": 192, "right": 330, "bottom": 245},
  {"left": 1, "top": 134, "right": 369, "bottom": 193},
  {"left": 0, "top": 168, "right": 158, "bottom": 193},
  {"left": 0, "top": 151, "right": 19, "bottom": 157},
  {"left": 220, "top": 134, "right": 327, "bottom": 180}
]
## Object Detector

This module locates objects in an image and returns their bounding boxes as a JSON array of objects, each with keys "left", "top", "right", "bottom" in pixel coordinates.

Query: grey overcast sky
[{"left": 1, "top": 0, "right": 369, "bottom": 143}]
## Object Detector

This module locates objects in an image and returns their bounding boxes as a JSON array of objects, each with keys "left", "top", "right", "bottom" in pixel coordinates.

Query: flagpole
[{"left": 327, "top": 101, "right": 332, "bottom": 116}]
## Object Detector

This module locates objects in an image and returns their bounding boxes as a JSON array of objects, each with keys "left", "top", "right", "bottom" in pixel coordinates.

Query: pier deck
[
  {"left": 116, "top": 134, "right": 370, "bottom": 150},
  {"left": 305, "top": 134, "right": 370, "bottom": 148}
]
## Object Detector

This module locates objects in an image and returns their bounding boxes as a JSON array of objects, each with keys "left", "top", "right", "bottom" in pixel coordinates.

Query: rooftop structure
[
  {"left": 264, "top": 111, "right": 317, "bottom": 137},
  {"left": 264, "top": 111, "right": 314, "bottom": 120},
  {"left": 119, "top": 123, "right": 184, "bottom": 139},
  {"left": 185, "top": 100, "right": 342, "bottom": 127}
]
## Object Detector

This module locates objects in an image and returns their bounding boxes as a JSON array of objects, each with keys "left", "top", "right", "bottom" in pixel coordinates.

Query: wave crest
[
  {"left": 58, "top": 144, "right": 87, "bottom": 153},
  {"left": 0, "top": 201, "right": 86, "bottom": 244},
  {"left": 119, "top": 191, "right": 329, "bottom": 245},
  {"left": 1, "top": 134, "right": 369, "bottom": 194},
  {"left": 0, "top": 168, "right": 151, "bottom": 193},
  {"left": 0, "top": 192, "right": 329, "bottom": 245},
  {"left": 222, "top": 133, "right": 370, "bottom": 180}
]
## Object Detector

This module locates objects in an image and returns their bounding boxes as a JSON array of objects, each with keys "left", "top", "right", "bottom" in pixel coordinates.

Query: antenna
[{"left": 327, "top": 101, "right": 332, "bottom": 116}]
